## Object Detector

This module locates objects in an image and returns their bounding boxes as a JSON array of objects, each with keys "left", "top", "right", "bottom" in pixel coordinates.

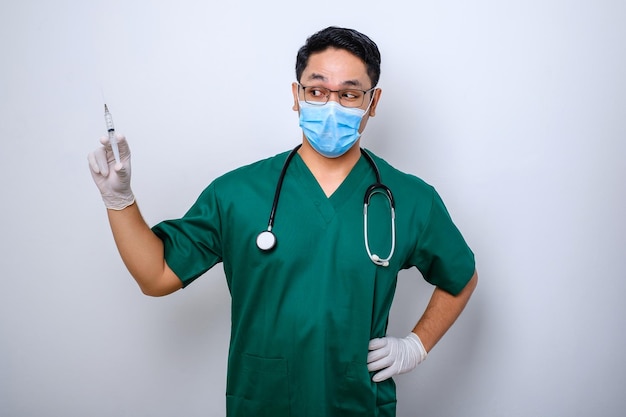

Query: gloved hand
[
  {"left": 87, "top": 134, "right": 135, "bottom": 210},
  {"left": 367, "top": 332, "right": 427, "bottom": 382}
]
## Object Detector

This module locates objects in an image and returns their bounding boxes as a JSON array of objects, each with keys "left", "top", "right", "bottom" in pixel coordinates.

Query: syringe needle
[{"left": 104, "top": 104, "right": 121, "bottom": 165}]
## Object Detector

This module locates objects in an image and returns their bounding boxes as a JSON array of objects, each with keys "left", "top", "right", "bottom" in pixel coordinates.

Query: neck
[{"left": 298, "top": 138, "right": 361, "bottom": 197}]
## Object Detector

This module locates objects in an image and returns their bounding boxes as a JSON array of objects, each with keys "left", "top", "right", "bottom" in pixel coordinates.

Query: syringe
[{"left": 104, "top": 104, "right": 121, "bottom": 165}]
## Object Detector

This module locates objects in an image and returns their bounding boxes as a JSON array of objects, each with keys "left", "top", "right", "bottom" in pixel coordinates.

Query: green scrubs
[{"left": 152, "top": 149, "right": 475, "bottom": 417}]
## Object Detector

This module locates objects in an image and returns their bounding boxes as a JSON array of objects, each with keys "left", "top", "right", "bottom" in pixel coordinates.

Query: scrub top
[{"left": 152, "top": 149, "right": 475, "bottom": 417}]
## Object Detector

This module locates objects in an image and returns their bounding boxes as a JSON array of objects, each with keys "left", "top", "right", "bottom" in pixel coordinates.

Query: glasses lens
[
  {"left": 303, "top": 86, "right": 329, "bottom": 105},
  {"left": 338, "top": 89, "right": 365, "bottom": 107}
]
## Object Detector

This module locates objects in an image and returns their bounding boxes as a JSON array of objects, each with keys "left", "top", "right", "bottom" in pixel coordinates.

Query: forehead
[{"left": 301, "top": 47, "right": 370, "bottom": 88}]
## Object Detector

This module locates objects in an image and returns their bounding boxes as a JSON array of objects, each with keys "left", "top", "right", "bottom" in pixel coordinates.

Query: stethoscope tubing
[
  {"left": 257, "top": 145, "right": 396, "bottom": 267},
  {"left": 267, "top": 144, "right": 302, "bottom": 232},
  {"left": 363, "top": 184, "right": 396, "bottom": 267}
]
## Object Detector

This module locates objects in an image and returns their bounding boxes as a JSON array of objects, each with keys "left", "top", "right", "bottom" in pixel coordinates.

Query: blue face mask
[{"left": 299, "top": 100, "right": 367, "bottom": 158}]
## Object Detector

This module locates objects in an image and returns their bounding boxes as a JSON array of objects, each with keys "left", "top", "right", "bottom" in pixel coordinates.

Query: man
[{"left": 89, "top": 26, "right": 477, "bottom": 417}]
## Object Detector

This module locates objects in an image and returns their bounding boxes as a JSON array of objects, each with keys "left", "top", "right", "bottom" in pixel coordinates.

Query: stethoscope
[{"left": 256, "top": 144, "right": 396, "bottom": 267}]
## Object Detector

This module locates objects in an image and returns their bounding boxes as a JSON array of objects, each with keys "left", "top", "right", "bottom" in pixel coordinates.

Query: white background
[{"left": 1, "top": 1, "right": 625, "bottom": 416}]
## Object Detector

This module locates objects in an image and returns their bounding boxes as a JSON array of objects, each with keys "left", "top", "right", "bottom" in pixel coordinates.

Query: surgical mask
[{"left": 298, "top": 100, "right": 367, "bottom": 158}]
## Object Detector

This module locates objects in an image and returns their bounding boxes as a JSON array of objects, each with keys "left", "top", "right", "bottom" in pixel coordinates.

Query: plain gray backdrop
[{"left": 1, "top": 1, "right": 625, "bottom": 416}]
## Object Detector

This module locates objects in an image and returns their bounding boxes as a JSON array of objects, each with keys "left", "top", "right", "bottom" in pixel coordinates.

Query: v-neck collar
[{"left": 291, "top": 153, "right": 372, "bottom": 214}]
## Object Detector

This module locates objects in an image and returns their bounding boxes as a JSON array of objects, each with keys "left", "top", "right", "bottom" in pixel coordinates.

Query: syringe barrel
[{"left": 104, "top": 110, "right": 115, "bottom": 131}]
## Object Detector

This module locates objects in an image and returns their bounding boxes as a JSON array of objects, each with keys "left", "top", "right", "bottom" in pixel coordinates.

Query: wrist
[
  {"left": 407, "top": 332, "right": 428, "bottom": 364},
  {"left": 102, "top": 191, "right": 135, "bottom": 210}
]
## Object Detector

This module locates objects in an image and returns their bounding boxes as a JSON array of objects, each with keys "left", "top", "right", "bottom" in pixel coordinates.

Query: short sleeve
[
  {"left": 409, "top": 189, "right": 475, "bottom": 295},
  {"left": 151, "top": 183, "right": 223, "bottom": 287}
]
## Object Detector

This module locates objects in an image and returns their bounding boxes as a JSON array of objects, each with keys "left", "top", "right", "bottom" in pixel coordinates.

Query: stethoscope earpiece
[
  {"left": 370, "top": 253, "right": 389, "bottom": 266},
  {"left": 369, "top": 254, "right": 390, "bottom": 268}
]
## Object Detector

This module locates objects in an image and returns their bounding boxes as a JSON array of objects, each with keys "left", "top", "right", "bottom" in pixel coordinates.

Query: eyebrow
[{"left": 306, "top": 73, "right": 364, "bottom": 88}]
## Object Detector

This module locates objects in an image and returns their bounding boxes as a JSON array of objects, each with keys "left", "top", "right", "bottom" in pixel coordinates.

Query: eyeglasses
[{"left": 297, "top": 82, "right": 375, "bottom": 108}]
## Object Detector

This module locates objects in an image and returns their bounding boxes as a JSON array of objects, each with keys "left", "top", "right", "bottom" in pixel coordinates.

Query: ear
[
  {"left": 367, "top": 88, "right": 382, "bottom": 117},
  {"left": 292, "top": 82, "right": 300, "bottom": 111}
]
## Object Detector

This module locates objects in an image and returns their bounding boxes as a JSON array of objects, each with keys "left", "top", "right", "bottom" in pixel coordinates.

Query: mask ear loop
[
  {"left": 363, "top": 88, "right": 376, "bottom": 114},
  {"left": 355, "top": 88, "right": 377, "bottom": 138}
]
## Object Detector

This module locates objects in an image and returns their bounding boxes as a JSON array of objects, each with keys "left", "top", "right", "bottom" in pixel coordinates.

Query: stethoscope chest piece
[{"left": 256, "top": 230, "right": 277, "bottom": 251}]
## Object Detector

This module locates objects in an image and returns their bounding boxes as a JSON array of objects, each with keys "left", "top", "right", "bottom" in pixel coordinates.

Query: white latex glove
[
  {"left": 367, "top": 332, "right": 427, "bottom": 382},
  {"left": 87, "top": 134, "right": 135, "bottom": 210}
]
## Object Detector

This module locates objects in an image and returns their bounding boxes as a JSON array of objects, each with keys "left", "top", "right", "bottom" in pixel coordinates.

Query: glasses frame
[{"left": 297, "top": 82, "right": 376, "bottom": 108}]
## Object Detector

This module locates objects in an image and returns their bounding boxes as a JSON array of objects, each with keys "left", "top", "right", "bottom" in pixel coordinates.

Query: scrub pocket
[
  {"left": 333, "top": 361, "right": 379, "bottom": 415},
  {"left": 226, "top": 352, "right": 290, "bottom": 417}
]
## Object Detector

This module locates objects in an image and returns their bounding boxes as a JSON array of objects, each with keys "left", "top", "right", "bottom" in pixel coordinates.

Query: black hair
[{"left": 295, "top": 26, "right": 381, "bottom": 87}]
